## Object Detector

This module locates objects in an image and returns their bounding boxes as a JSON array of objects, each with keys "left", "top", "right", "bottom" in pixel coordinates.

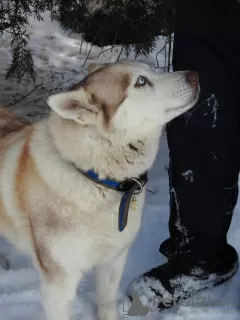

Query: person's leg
[
  {"left": 161, "top": 0, "right": 240, "bottom": 263},
  {"left": 125, "top": 0, "right": 240, "bottom": 314}
]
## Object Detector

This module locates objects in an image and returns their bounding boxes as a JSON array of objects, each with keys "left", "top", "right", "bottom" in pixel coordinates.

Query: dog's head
[{"left": 47, "top": 60, "right": 199, "bottom": 142}]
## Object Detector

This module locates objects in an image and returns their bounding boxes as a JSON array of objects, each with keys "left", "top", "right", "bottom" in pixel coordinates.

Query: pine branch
[
  {"left": 1, "top": 0, "right": 54, "bottom": 82},
  {"left": 81, "top": 0, "right": 175, "bottom": 57},
  {"left": 6, "top": 37, "right": 36, "bottom": 82},
  {"left": 1, "top": 0, "right": 175, "bottom": 82}
]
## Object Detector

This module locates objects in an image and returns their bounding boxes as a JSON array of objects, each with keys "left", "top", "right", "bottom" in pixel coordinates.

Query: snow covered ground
[{"left": 0, "top": 12, "right": 240, "bottom": 320}]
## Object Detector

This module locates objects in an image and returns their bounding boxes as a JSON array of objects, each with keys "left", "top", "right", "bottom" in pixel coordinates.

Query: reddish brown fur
[
  {"left": 14, "top": 128, "right": 62, "bottom": 282},
  {"left": 0, "top": 108, "right": 30, "bottom": 137},
  {"left": 69, "top": 66, "right": 131, "bottom": 127},
  {"left": 0, "top": 109, "right": 30, "bottom": 232},
  {"left": 0, "top": 194, "right": 14, "bottom": 231}
]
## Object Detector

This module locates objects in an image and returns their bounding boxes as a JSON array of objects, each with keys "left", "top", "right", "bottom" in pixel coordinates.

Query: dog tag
[{"left": 131, "top": 197, "right": 137, "bottom": 211}]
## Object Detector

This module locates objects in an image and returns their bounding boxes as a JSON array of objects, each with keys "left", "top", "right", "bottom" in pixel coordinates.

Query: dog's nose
[{"left": 186, "top": 71, "right": 199, "bottom": 89}]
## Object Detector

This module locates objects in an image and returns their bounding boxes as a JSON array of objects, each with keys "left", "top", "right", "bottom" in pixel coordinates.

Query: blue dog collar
[{"left": 72, "top": 166, "right": 148, "bottom": 231}]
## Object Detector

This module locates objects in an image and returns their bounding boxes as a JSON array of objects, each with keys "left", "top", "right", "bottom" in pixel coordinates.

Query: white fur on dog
[{"left": 0, "top": 60, "right": 199, "bottom": 320}]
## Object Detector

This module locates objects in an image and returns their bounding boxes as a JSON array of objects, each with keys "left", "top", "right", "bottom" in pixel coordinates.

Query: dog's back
[{"left": 0, "top": 109, "right": 32, "bottom": 241}]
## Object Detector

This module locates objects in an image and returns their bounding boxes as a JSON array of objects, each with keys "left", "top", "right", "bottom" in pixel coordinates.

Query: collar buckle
[{"left": 131, "top": 178, "right": 144, "bottom": 194}]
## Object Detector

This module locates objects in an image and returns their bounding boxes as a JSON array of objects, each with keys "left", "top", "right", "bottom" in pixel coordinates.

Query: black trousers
[{"left": 160, "top": 0, "right": 240, "bottom": 263}]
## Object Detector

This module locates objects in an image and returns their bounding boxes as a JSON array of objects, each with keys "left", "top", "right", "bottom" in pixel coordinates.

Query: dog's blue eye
[{"left": 136, "top": 76, "right": 147, "bottom": 87}]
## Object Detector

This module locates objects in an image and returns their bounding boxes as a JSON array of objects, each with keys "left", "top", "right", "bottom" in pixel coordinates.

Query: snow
[{"left": 0, "top": 11, "right": 240, "bottom": 320}]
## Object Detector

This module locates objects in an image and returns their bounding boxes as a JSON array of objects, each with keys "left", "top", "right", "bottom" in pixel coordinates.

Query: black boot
[
  {"left": 124, "top": 0, "right": 240, "bottom": 316},
  {"left": 126, "top": 245, "right": 238, "bottom": 315}
]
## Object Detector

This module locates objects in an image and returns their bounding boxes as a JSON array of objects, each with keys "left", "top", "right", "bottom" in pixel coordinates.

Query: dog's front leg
[
  {"left": 40, "top": 269, "right": 80, "bottom": 320},
  {"left": 95, "top": 249, "right": 128, "bottom": 320}
]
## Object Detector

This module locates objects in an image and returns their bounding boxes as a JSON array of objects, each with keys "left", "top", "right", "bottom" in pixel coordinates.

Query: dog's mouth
[
  {"left": 165, "top": 105, "right": 186, "bottom": 114},
  {"left": 165, "top": 92, "right": 200, "bottom": 114}
]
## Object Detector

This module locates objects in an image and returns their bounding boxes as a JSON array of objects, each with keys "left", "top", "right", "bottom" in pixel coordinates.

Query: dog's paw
[{"left": 0, "top": 255, "right": 10, "bottom": 270}]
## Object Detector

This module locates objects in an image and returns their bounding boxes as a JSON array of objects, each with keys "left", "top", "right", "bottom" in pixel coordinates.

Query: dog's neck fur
[{"left": 47, "top": 112, "right": 161, "bottom": 181}]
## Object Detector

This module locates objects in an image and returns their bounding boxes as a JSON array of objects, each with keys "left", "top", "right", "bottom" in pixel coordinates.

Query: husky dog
[{"left": 0, "top": 60, "right": 199, "bottom": 320}]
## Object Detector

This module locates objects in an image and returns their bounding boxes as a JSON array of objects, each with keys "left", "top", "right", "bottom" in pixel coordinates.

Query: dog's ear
[
  {"left": 87, "top": 62, "right": 106, "bottom": 74},
  {"left": 47, "top": 89, "right": 99, "bottom": 125}
]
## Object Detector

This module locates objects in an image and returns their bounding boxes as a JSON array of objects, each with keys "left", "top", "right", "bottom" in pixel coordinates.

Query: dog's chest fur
[
  {"left": 0, "top": 122, "right": 146, "bottom": 270},
  {"left": 25, "top": 176, "right": 145, "bottom": 271},
  {"left": 0, "top": 105, "right": 158, "bottom": 277}
]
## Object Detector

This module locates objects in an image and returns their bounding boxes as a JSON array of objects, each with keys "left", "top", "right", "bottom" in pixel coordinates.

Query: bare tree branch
[{"left": 8, "top": 82, "right": 43, "bottom": 106}]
